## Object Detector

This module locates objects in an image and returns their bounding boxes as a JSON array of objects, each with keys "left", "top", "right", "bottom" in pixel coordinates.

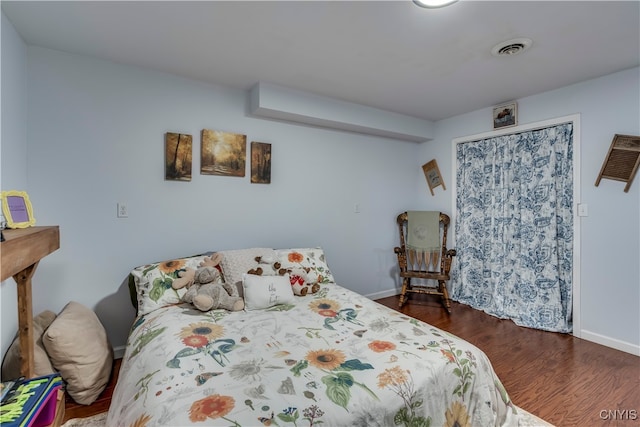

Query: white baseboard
[
  {"left": 364, "top": 288, "right": 399, "bottom": 301},
  {"left": 580, "top": 330, "right": 640, "bottom": 356},
  {"left": 113, "top": 345, "right": 126, "bottom": 359}
]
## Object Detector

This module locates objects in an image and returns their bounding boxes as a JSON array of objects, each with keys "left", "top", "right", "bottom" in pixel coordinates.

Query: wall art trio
[{"left": 164, "top": 129, "right": 271, "bottom": 184}]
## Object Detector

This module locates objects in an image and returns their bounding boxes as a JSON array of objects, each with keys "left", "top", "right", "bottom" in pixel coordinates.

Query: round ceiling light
[
  {"left": 413, "top": 0, "right": 459, "bottom": 8},
  {"left": 491, "top": 38, "right": 533, "bottom": 57}
]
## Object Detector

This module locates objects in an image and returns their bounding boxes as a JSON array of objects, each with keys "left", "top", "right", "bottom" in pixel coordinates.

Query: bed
[{"left": 106, "top": 247, "right": 522, "bottom": 426}]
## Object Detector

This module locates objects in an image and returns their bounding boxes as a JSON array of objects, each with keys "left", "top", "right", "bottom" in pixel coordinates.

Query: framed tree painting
[
  {"left": 165, "top": 132, "right": 192, "bottom": 181},
  {"left": 201, "top": 129, "right": 246, "bottom": 177},
  {"left": 251, "top": 141, "right": 271, "bottom": 184}
]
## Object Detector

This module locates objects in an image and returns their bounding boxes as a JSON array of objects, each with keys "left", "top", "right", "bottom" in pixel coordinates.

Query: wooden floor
[
  {"left": 377, "top": 295, "right": 640, "bottom": 427},
  {"left": 64, "top": 295, "right": 639, "bottom": 426}
]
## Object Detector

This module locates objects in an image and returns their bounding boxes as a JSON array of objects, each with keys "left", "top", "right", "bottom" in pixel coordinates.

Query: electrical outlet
[{"left": 117, "top": 203, "right": 128, "bottom": 218}]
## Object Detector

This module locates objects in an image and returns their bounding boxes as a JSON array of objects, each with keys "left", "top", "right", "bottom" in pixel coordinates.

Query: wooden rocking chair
[{"left": 394, "top": 211, "right": 457, "bottom": 312}]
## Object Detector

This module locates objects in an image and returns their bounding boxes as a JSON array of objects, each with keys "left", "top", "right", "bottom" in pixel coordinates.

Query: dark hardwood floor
[
  {"left": 64, "top": 295, "right": 640, "bottom": 426},
  {"left": 377, "top": 295, "right": 640, "bottom": 427}
]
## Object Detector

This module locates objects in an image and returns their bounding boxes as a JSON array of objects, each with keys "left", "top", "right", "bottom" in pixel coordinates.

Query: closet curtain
[{"left": 451, "top": 122, "right": 573, "bottom": 333}]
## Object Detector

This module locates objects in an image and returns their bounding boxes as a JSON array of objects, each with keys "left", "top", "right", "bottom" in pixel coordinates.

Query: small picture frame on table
[
  {"left": 492, "top": 102, "right": 517, "bottom": 129},
  {"left": 0, "top": 190, "right": 36, "bottom": 228}
]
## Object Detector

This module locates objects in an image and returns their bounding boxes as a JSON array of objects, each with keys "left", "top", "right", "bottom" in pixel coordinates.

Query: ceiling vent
[{"left": 491, "top": 38, "right": 533, "bottom": 57}]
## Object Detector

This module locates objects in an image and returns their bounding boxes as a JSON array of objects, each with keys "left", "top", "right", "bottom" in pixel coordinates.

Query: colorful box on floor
[{"left": 0, "top": 373, "right": 63, "bottom": 427}]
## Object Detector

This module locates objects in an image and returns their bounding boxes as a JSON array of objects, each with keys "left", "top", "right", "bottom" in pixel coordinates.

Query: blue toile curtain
[{"left": 451, "top": 122, "right": 573, "bottom": 333}]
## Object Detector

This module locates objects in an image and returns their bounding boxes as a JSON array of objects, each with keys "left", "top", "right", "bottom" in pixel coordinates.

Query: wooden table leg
[{"left": 14, "top": 262, "right": 39, "bottom": 379}]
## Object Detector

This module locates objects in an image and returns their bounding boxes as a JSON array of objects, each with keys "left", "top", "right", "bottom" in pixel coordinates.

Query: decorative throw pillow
[
  {"left": 219, "top": 248, "right": 277, "bottom": 289},
  {"left": 42, "top": 301, "right": 113, "bottom": 405},
  {"left": 242, "top": 274, "right": 295, "bottom": 310},
  {"left": 276, "top": 247, "right": 336, "bottom": 285},
  {"left": 131, "top": 254, "right": 211, "bottom": 316},
  {"left": 1, "top": 310, "right": 57, "bottom": 381}
]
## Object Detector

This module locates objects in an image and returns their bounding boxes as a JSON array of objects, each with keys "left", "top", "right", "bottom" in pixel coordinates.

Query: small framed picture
[
  {"left": 1, "top": 190, "right": 36, "bottom": 228},
  {"left": 493, "top": 102, "right": 517, "bottom": 129},
  {"left": 251, "top": 141, "right": 272, "bottom": 184},
  {"left": 165, "top": 132, "right": 193, "bottom": 181},
  {"left": 422, "top": 159, "right": 446, "bottom": 196}
]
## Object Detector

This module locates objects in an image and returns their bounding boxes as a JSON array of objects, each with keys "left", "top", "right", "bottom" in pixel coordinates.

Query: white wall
[
  {"left": 1, "top": 12, "right": 29, "bottom": 355},
  {"left": 0, "top": 44, "right": 422, "bottom": 355},
  {"left": 421, "top": 67, "right": 640, "bottom": 354}
]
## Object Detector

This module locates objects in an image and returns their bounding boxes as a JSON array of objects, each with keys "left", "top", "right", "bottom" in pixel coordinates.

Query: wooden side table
[{"left": 1, "top": 226, "right": 60, "bottom": 379}]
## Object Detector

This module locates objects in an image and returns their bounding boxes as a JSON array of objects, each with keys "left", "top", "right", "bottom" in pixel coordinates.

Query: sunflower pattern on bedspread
[{"left": 107, "top": 285, "right": 521, "bottom": 426}]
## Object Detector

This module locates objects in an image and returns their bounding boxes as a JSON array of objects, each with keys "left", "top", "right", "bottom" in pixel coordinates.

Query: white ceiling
[{"left": 3, "top": 0, "right": 639, "bottom": 122}]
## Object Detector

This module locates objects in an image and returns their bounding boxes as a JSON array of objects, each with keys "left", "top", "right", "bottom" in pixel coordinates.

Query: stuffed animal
[
  {"left": 184, "top": 280, "right": 244, "bottom": 312},
  {"left": 288, "top": 267, "right": 320, "bottom": 296},
  {"left": 172, "top": 266, "right": 218, "bottom": 290},
  {"left": 173, "top": 265, "right": 244, "bottom": 312},
  {"left": 171, "top": 252, "right": 224, "bottom": 290},
  {"left": 248, "top": 256, "right": 320, "bottom": 296},
  {"left": 199, "top": 253, "right": 223, "bottom": 269},
  {"left": 247, "top": 255, "right": 287, "bottom": 276}
]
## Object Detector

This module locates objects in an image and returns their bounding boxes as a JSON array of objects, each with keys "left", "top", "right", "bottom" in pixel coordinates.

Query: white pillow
[{"left": 242, "top": 273, "right": 295, "bottom": 310}]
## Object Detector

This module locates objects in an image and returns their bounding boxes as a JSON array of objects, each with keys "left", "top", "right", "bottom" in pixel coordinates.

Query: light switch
[{"left": 577, "top": 203, "right": 588, "bottom": 217}]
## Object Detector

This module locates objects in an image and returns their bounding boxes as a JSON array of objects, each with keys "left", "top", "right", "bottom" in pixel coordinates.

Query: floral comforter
[{"left": 107, "top": 284, "right": 522, "bottom": 426}]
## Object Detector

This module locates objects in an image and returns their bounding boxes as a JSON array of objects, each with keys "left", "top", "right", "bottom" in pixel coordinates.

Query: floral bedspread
[{"left": 107, "top": 285, "right": 522, "bottom": 426}]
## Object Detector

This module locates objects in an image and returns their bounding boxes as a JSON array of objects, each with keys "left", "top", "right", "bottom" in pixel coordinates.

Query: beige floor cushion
[
  {"left": 1, "top": 310, "right": 57, "bottom": 381},
  {"left": 42, "top": 301, "right": 113, "bottom": 405}
]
